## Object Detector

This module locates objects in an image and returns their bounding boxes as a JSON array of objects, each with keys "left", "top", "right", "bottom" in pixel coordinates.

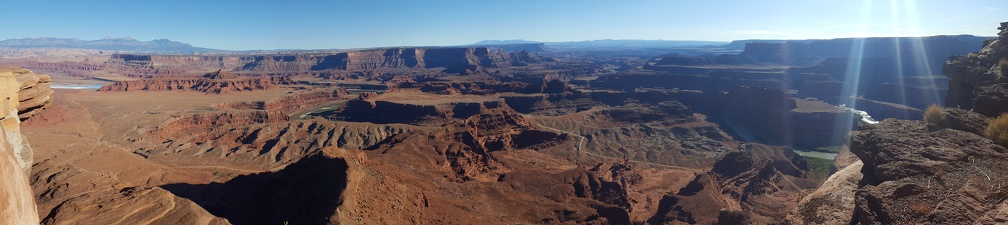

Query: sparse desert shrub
[
  {"left": 909, "top": 201, "right": 933, "bottom": 215},
  {"left": 986, "top": 113, "right": 1008, "bottom": 146},
  {"left": 923, "top": 104, "right": 945, "bottom": 126}
]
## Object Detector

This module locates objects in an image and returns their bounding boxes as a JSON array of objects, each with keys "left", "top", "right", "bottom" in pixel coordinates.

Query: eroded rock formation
[
  {"left": 849, "top": 118, "right": 1008, "bottom": 224},
  {"left": 944, "top": 22, "right": 1008, "bottom": 116},
  {"left": 0, "top": 68, "right": 41, "bottom": 225},
  {"left": 92, "top": 47, "right": 547, "bottom": 78},
  {"left": 785, "top": 160, "right": 863, "bottom": 225},
  {"left": 13, "top": 69, "right": 54, "bottom": 120},
  {"left": 31, "top": 160, "right": 230, "bottom": 225},
  {"left": 332, "top": 91, "right": 508, "bottom": 125},
  {"left": 98, "top": 71, "right": 294, "bottom": 94},
  {"left": 648, "top": 144, "right": 815, "bottom": 224},
  {"left": 214, "top": 88, "right": 347, "bottom": 115}
]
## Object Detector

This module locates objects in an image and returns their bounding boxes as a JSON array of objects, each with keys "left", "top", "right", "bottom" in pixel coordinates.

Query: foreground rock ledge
[
  {"left": 0, "top": 69, "right": 41, "bottom": 225},
  {"left": 850, "top": 119, "right": 1008, "bottom": 224}
]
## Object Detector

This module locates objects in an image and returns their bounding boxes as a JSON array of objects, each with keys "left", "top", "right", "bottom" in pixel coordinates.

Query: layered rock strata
[
  {"left": 98, "top": 75, "right": 293, "bottom": 94},
  {"left": 0, "top": 69, "right": 40, "bottom": 225},
  {"left": 13, "top": 69, "right": 54, "bottom": 120}
]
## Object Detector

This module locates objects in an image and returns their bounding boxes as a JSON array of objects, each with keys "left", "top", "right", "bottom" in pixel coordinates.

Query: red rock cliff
[{"left": 0, "top": 69, "right": 41, "bottom": 225}]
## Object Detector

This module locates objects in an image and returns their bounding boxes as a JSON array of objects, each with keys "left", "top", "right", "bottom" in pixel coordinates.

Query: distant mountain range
[
  {"left": 471, "top": 39, "right": 542, "bottom": 45},
  {"left": 0, "top": 37, "right": 219, "bottom": 54}
]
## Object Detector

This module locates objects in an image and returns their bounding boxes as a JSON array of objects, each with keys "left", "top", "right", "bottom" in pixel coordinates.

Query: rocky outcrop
[
  {"left": 141, "top": 114, "right": 418, "bottom": 170},
  {"left": 791, "top": 22, "right": 1008, "bottom": 225},
  {"left": 30, "top": 160, "right": 230, "bottom": 225},
  {"left": 944, "top": 22, "right": 1008, "bottom": 116},
  {"left": 0, "top": 69, "right": 41, "bottom": 225},
  {"left": 847, "top": 119, "right": 1008, "bottom": 224},
  {"left": 441, "top": 107, "right": 567, "bottom": 154},
  {"left": 501, "top": 92, "right": 603, "bottom": 116},
  {"left": 649, "top": 144, "right": 815, "bottom": 224},
  {"left": 214, "top": 89, "right": 347, "bottom": 115},
  {"left": 13, "top": 69, "right": 54, "bottom": 120},
  {"left": 392, "top": 79, "right": 571, "bottom": 96},
  {"left": 97, "top": 76, "right": 293, "bottom": 94},
  {"left": 149, "top": 111, "right": 289, "bottom": 139},
  {"left": 160, "top": 149, "right": 347, "bottom": 225},
  {"left": 786, "top": 160, "right": 863, "bottom": 225},
  {"left": 332, "top": 93, "right": 507, "bottom": 125}
]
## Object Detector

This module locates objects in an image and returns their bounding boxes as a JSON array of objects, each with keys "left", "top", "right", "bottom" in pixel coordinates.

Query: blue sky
[{"left": 0, "top": 0, "right": 1002, "bottom": 50}]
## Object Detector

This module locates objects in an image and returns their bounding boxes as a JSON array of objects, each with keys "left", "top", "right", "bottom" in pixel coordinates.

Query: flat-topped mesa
[
  {"left": 204, "top": 69, "right": 239, "bottom": 80},
  {"left": 103, "top": 54, "right": 252, "bottom": 77},
  {"left": 149, "top": 111, "right": 290, "bottom": 139},
  {"left": 738, "top": 42, "right": 822, "bottom": 66},
  {"left": 99, "top": 47, "right": 548, "bottom": 77},
  {"left": 330, "top": 91, "right": 507, "bottom": 125},
  {"left": 240, "top": 47, "right": 544, "bottom": 74},
  {"left": 97, "top": 74, "right": 294, "bottom": 94},
  {"left": 214, "top": 89, "right": 348, "bottom": 115},
  {"left": 654, "top": 41, "right": 822, "bottom": 67}
]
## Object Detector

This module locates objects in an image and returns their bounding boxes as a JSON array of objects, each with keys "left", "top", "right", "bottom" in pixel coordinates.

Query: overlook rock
[
  {"left": 0, "top": 68, "right": 41, "bottom": 225},
  {"left": 13, "top": 69, "right": 54, "bottom": 121},
  {"left": 849, "top": 119, "right": 1008, "bottom": 224},
  {"left": 944, "top": 22, "right": 1008, "bottom": 116}
]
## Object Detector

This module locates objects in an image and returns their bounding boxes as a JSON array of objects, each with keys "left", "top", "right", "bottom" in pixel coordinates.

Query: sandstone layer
[
  {"left": 31, "top": 160, "right": 230, "bottom": 225},
  {"left": 88, "top": 47, "right": 547, "bottom": 78},
  {"left": 0, "top": 68, "right": 41, "bottom": 225},
  {"left": 13, "top": 69, "right": 54, "bottom": 120},
  {"left": 98, "top": 72, "right": 294, "bottom": 94}
]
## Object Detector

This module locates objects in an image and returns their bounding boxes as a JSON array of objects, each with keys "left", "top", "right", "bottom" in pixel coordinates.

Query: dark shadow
[{"left": 162, "top": 153, "right": 348, "bottom": 225}]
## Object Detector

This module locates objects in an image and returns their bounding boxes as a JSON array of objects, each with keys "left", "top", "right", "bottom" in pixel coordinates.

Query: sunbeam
[
  {"left": 831, "top": 0, "right": 873, "bottom": 143},
  {"left": 902, "top": 0, "right": 945, "bottom": 107},
  {"left": 890, "top": 0, "right": 910, "bottom": 114}
]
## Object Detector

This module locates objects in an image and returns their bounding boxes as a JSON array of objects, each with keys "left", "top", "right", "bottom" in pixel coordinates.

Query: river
[{"left": 50, "top": 84, "right": 106, "bottom": 90}]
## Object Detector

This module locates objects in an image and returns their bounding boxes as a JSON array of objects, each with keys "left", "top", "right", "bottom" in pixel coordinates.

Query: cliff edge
[
  {"left": 1, "top": 68, "right": 41, "bottom": 225},
  {"left": 788, "top": 21, "right": 1008, "bottom": 225}
]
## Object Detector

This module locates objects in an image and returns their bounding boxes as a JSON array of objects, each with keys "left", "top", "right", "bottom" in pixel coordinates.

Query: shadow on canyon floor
[{"left": 161, "top": 154, "right": 349, "bottom": 225}]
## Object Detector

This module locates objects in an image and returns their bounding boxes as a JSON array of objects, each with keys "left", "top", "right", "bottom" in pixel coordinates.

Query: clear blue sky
[{"left": 0, "top": 0, "right": 1002, "bottom": 50}]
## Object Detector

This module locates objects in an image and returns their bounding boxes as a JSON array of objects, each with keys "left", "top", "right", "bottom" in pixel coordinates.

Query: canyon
[{"left": 0, "top": 21, "right": 1005, "bottom": 225}]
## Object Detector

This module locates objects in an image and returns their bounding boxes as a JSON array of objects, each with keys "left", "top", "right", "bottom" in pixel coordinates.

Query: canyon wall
[
  {"left": 333, "top": 97, "right": 506, "bottom": 125},
  {"left": 97, "top": 76, "right": 294, "bottom": 94},
  {"left": 0, "top": 69, "right": 41, "bottom": 225},
  {"left": 97, "top": 47, "right": 545, "bottom": 77}
]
